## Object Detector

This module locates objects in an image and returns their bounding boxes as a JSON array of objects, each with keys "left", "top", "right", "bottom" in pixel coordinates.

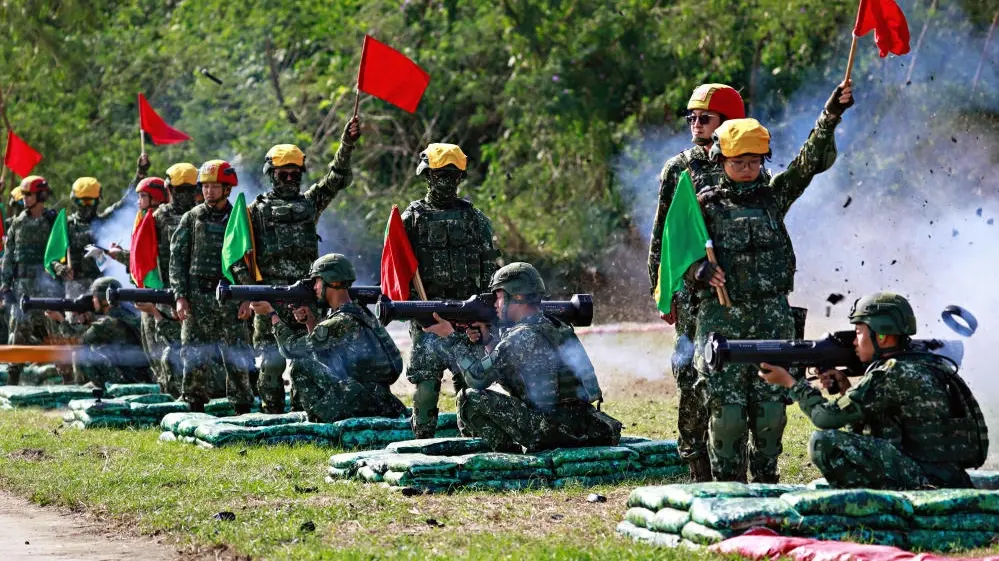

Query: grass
[{"left": 0, "top": 386, "right": 994, "bottom": 560}]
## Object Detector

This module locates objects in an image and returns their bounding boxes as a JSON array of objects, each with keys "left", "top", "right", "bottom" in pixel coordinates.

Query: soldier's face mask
[
  {"left": 425, "top": 169, "right": 463, "bottom": 206},
  {"left": 270, "top": 167, "right": 303, "bottom": 197},
  {"left": 74, "top": 198, "right": 98, "bottom": 219},
  {"left": 171, "top": 185, "right": 198, "bottom": 210}
]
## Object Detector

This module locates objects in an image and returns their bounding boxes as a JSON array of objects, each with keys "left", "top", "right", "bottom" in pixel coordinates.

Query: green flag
[
  {"left": 221, "top": 192, "right": 260, "bottom": 283},
  {"left": 654, "top": 171, "right": 709, "bottom": 314},
  {"left": 43, "top": 208, "right": 69, "bottom": 279}
]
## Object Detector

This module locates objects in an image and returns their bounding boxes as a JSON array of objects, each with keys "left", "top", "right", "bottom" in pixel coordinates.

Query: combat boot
[
  {"left": 234, "top": 403, "right": 252, "bottom": 415},
  {"left": 187, "top": 400, "right": 205, "bottom": 413}
]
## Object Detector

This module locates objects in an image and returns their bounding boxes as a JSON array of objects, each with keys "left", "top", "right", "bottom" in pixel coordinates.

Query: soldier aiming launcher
[
  {"left": 215, "top": 281, "right": 383, "bottom": 307},
  {"left": 106, "top": 287, "right": 177, "bottom": 306},
  {"left": 20, "top": 294, "right": 96, "bottom": 314},
  {"left": 375, "top": 293, "right": 594, "bottom": 328}
]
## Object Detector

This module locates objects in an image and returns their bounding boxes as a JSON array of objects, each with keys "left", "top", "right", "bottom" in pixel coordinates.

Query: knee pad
[
  {"left": 413, "top": 380, "right": 441, "bottom": 417},
  {"left": 752, "top": 401, "right": 787, "bottom": 457},
  {"left": 710, "top": 404, "right": 747, "bottom": 459}
]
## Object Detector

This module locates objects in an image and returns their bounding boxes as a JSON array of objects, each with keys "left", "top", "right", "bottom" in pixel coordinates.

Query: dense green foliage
[{"left": 2, "top": 0, "right": 998, "bottom": 300}]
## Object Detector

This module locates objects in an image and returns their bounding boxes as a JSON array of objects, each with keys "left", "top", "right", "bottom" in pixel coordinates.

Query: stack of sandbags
[
  {"left": 0, "top": 385, "right": 96, "bottom": 409},
  {"left": 538, "top": 446, "right": 641, "bottom": 488},
  {"left": 159, "top": 412, "right": 220, "bottom": 443},
  {"left": 968, "top": 470, "right": 999, "bottom": 490},
  {"left": 618, "top": 438, "right": 689, "bottom": 480},
  {"left": 64, "top": 394, "right": 189, "bottom": 428},
  {"left": 455, "top": 452, "right": 553, "bottom": 491},
  {"left": 780, "top": 489, "right": 911, "bottom": 547},
  {"left": 904, "top": 489, "right": 999, "bottom": 550},
  {"left": 337, "top": 413, "right": 459, "bottom": 449},
  {"left": 104, "top": 383, "right": 162, "bottom": 398}
]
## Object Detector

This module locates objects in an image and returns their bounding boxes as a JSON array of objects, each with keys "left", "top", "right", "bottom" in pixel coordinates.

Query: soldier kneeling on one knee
[{"left": 759, "top": 292, "right": 988, "bottom": 490}]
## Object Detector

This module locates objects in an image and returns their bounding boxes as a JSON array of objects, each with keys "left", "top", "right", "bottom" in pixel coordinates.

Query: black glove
[
  {"left": 694, "top": 261, "right": 717, "bottom": 283},
  {"left": 824, "top": 84, "right": 854, "bottom": 117}
]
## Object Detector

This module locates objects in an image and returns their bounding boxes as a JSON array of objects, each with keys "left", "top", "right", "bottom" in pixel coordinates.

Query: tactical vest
[
  {"left": 700, "top": 186, "right": 795, "bottom": 300},
  {"left": 531, "top": 315, "right": 602, "bottom": 406},
  {"left": 895, "top": 353, "right": 989, "bottom": 469},
  {"left": 325, "top": 304, "right": 402, "bottom": 386},
  {"left": 152, "top": 204, "right": 186, "bottom": 288},
  {"left": 189, "top": 203, "right": 231, "bottom": 279},
  {"left": 408, "top": 200, "right": 495, "bottom": 300},
  {"left": 252, "top": 194, "right": 319, "bottom": 282},
  {"left": 10, "top": 211, "right": 56, "bottom": 271},
  {"left": 67, "top": 214, "right": 102, "bottom": 280}
]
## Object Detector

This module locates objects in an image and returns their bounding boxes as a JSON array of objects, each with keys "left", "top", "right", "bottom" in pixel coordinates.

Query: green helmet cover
[
  {"left": 90, "top": 277, "right": 122, "bottom": 302},
  {"left": 308, "top": 253, "right": 356, "bottom": 284},
  {"left": 489, "top": 262, "right": 545, "bottom": 302},
  {"left": 848, "top": 292, "right": 917, "bottom": 336}
]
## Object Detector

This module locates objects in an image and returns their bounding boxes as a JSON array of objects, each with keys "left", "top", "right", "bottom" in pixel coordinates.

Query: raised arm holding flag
[
  {"left": 845, "top": 0, "right": 911, "bottom": 81},
  {"left": 353, "top": 35, "right": 431, "bottom": 117}
]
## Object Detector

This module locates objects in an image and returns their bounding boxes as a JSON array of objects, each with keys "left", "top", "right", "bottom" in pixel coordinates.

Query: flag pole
[
  {"left": 352, "top": 36, "right": 369, "bottom": 119},
  {"left": 412, "top": 269, "right": 427, "bottom": 301},
  {"left": 704, "top": 241, "right": 732, "bottom": 307},
  {"left": 844, "top": 0, "right": 866, "bottom": 83},
  {"left": 0, "top": 86, "right": 12, "bottom": 195}
]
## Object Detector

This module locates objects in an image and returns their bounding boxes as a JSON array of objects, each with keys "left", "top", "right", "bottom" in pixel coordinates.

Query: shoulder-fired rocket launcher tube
[
  {"left": 375, "top": 293, "right": 594, "bottom": 328},
  {"left": 214, "top": 280, "right": 384, "bottom": 307}
]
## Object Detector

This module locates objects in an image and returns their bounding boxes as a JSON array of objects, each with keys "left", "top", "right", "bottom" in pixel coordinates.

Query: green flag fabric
[
  {"left": 220, "top": 192, "right": 259, "bottom": 283},
  {"left": 654, "top": 171, "right": 709, "bottom": 314},
  {"left": 43, "top": 208, "right": 69, "bottom": 279}
]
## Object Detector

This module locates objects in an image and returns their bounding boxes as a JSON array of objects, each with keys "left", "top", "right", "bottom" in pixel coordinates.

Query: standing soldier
[
  {"left": 0, "top": 185, "right": 26, "bottom": 347},
  {"left": 402, "top": 143, "right": 501, "bottom": 438},
  {"left": 647, "top": 84, "right": 746, "bottom": 482},
  {"left": 170, "top": 160, "right": 254, "bottom": 413},
  {"left": 231, "top": 117, "right": 360, "bottom": 414},
  {"left": 0, "top": 176, "right": 60, "bottom": 385}
]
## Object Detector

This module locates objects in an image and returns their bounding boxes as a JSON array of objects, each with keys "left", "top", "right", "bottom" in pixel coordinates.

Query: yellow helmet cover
[
  {"left": 714, "top": 118, "right": 771, "bottom": 157},
  {"left": 166, "top": 163, "right": 199, "bottom": 187},
  {"left": 266, "top": 144, "right": 306, "bottom": 168},
  {"left": 416, "top": 143, "right": 468, "bottom": 176},
  {"left": 9, "top": 186, "right": 24, "bottom": 202},
  {"left": 72, "top": 177, "right": 102, "bottom": 199}
]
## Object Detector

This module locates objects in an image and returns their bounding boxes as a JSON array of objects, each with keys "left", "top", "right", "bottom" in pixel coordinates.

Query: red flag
[
  {"left": 129, "top": 210, "right": 163, "bottom": 288},
  {"left": 380, "top": 205, "right": 419, "bottom": 301},
  {"left": 3, "top": 130, "right": 43, "bottom": 177},
  {"left": 138, "top": 93, "right": 190, "bottom": 145},
  {"left": 357, "top": 35, "right": 431, "bottom": 113},
  {"left": 853, "top": 0, "right": 911, "bottom": 57}
]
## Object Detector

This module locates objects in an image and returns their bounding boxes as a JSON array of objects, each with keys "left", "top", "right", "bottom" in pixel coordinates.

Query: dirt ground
[{"left": 0, "top": 491, "right": 179, "bottom": 561}]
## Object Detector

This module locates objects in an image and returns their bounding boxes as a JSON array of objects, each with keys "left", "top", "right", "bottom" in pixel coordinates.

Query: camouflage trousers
[
  {"left": 74, "top": 345, "right": 151, "bottom": 389},
  {"left": 7, "top": 277, "right": 60, "bottom": 385},
  {"left": 288, "top": 356, "right": 406, "bottom": 423},
  {"left": 671, "top": 288, "right": 708, "bottom": 465},
  {"left": 407, "top": 323, "right": 468, "bottom": 439},
  {"left": 695, "top": 294, "right": 792, "bottom": 483},
  {"left": 155, "top": 313, "right": 184, "bottom": 398},
  {"left": 252, "top": 309, "right": 309, "bottom": 414},
  {"left": 180, "top": 293, "right": 254, "bottom": 406},
  {"left": 456, "top": 388, "right": 622, "bottom": 452}
]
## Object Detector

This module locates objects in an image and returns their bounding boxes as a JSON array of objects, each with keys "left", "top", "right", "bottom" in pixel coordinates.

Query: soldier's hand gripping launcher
[
  {"left": 375, "top": 293, "right": 594, "bottom": 328},
  {"left": 105, "top": 287, "right": 177, "bottom": 306},
  {"left": 20, "top": 294, "right": 96, "bottom": 314},
  {"left": 214, "top": 280, "right": 384, "bottom": 307}
]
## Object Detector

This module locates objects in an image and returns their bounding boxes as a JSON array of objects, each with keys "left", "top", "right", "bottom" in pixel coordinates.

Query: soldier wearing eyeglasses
[
  {"left": 686, "top": 81, "right": 853, "bottom": 484},
  {"left": 229, "top": 117, "right": 362, "bottom": 414}
]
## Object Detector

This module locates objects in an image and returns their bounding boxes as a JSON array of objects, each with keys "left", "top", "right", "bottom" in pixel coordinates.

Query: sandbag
[
  {"left": 105, "top": 383, "right": 161, "bottom": 397},
  {"left": 340, "top": 429, "right": 415, "bottom": 449},
  {"left": 204, "top": 399, "right": 237, "bottom": 417},
  {"left": 650, "top": 507, "right": 691, "bottom": 534},
  {"left": 904, "top": 489, "right": 999, "bottom": 515},
  {"left": 780, "top": 489, "right": 914, "bottom": 518},
  {"left": 327, "top": 466, "right": 352, "bottom": 479},
  {"left": 618, "top": 436, "right": 652, "bottom": 444},
  {"left": 333, "top": 416, "right": 409, "bottom": 431},
  {"left": 457, "top": 467, "right": 552, "bottom": 482},
  {"left": 536, "top": 446, "right": 638, "bottom": 466},
  {"left": 216, "top": 412, "right": 308, "bottom": 427},
  {"left": 121, "top": 393, "right": 175, "bottom": 404},
  {"left": 969, "top": 470, "right": 999, "bottom": 490},
  {"left": 810, "top": 529, "right": 908, "bottom": 549},
  {"left": 193, "top": 422, "right": 262, "bottom": 446},
  {"left": 357, "top": 466, "right": 384, "bottom": 483},
  {"left": 912, "top": 513, "right": 999, "bottom": 532},
  {"left": 745, "top": 483, "right": 808, "bottom": 497},
  {"left": 552, "top": 473, "right": 629, "bottom": 488},
  {"left": 381, "top": 454, "right": 460, "bottom": 476},
  {"left": 907, "top": 530, "right": 996, "bottom": 551},
  {"left": 386, "top": 437, "right": 489, "bottom": 456},
  {"left": 681, "top": 521, "right": 735, "bottom": 545},
  {"left": 329, "top": 450, "right": 395, "bottom": 470},
  {"left": 457, "top": 453, "right": 547, "bottom": 471},
  {"left": 382, "top": 471, "right": 461, "bottom": 488},
  {"left": 625, "top": 507, "right": 656, "bottom": 529},
  {"left": 789, "top": 513, "right": 910, "bottom": 534},
  {"left": 621, "top": 440, "right": 682, "bottom": 464},
  {"left": 130, "top": 401, "right": 189, "bottom": 418},
  {"left": 689, "top": 497, "right": 802, "bottom": 531},
  {"left": 161, "top": 412, "right": 216, "bottom": 433},
  {"left": 72, "top": 412, "right": 134, "bottom": 428},
  {"left": 657, "top": 483, "right": 763, "bottom": 510},
  {"left": 462, "top": 479, "right": 547, "bottom": 492},
  {"left": 553, "top": 459, "right": 639, "bottom": 477},
  {"left": 640, "top": 453, "right": 685, "bottom": 466},
  {"left": 68, "top": 398, "right": 131, "bottom": 415},
  {"left": 627, "top": 486, "right": 678, "bottom": 511},
  {"left": 615, "top": 521, "right": 686, "bottom": 548},
  {"left": 0, "top": 385, "right": 94, "bottom": 407},
  {"left": 159, "top": 431, "right": 177, "bottom": 442}
]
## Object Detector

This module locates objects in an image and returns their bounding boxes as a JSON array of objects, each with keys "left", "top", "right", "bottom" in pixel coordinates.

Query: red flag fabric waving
[
  {"left": 129, "top": 210, "right": 163, "bottom": 288},
  {"left": 380, "top": 205, "right": 419, "bottom": 301},
  {"left": 138, "top": 93, "right": 191, "bottom": 145},
  {"left": 4, "top": 130, "right": 43, "bottom": 177},
  {"left": 357, "top": 35, "right": 431, "bottom": 113},
  {"left": 853, "top": 0, "right": 911, "bottom": 57}
]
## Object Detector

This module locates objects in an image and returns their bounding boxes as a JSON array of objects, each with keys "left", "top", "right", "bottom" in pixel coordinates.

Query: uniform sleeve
[
  {"left": 475, "top": 210, "right": 500, "bottom": 288},
  {"left": 648, "top": 158, "right": 684, "bottom": 294},
  {"left": 769, "top": 111, "right": 841, "bottom": 216},
  {"left": 304, "top": 139, "right": 355, "bottom": 217},
  {"left": 788, "top": 377, "right": 865, "bottom": 429},
  {"left": 272, "top": 318, "right": 316, "bottom": 359},
  {"left": 2, "top": 220, "right": 16, "bottom": 286},
  {"left": 440, "top": 328, "right": 534, "bottom": 392},
  {"left": 168, "top": 213, "right": 193, "bottom": 300},
  {"left": 111, "top": 249, "right": 130, "bottom": 266}
]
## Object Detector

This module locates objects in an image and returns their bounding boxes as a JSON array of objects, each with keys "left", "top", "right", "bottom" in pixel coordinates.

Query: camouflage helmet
[
  {"left": 849, "top": 292, "right": 918, "bottom": 336},
  {"left": 416, "top": 143, "right": 468, "bottom": 176},
  {"left": 263, "top": 144, "right": 306, "bottom": 176},
  {"left": 308, "top": 253, "right": 356, "bottom": 284},
  {"left": 489, "top": 262, "right": 545, "bottom": 302},
  {"left": 90, "top": 276, "right": 122, "bottom": 302}
]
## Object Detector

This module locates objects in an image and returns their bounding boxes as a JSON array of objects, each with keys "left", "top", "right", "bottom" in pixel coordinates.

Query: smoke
[{"left": 612, "top": 1, "right": 999, "bottom": 456}]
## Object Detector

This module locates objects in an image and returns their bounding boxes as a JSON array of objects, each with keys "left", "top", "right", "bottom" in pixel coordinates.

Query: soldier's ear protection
[{"left": 877, "top": 333, "right": 887, "bottom": 343}]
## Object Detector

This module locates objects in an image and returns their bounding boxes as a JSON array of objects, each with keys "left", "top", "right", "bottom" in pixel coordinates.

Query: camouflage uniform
[
  {"left": 692, "top": 111, "right": 841, "bottom": 483},
  {"left": 53, "top": 188, "right": 134, "bottom": 299},
  {"left": 0, "top": 198, "right": 25, "bottom": 350},
  {"left": 54, "top": 305, "right": 152, "bottom": 388},
  {"left": 790, "top": 354, "right": 979, "bottom": 490},
  {"left": 272, "top": 302, "right": 406, "bottom": 422},
  {"left": 1, "top": 210, "right": 61, "bottom": 385},
  {"left": 402, "top": 167, "right": 500, "bottom": 437},
  {"left": 169, "top": 200, "right": 254, "bottom": 408},
  {"left": 235, "top": 138, "right": 356, "bottom": 413}
]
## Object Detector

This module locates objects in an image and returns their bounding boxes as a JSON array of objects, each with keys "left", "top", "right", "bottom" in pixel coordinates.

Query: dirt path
[{"left": 0, "top": 491, "right": 178, "bottom": 561}]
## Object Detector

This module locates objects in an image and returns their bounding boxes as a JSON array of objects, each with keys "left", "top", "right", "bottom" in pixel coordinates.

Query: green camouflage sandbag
[
  {"left": 457, "top": 467, "right": 552, "bottom": 482},
  {"left": 651, "top": 507, "right": 690, "bottom": 534},
  {"left": 216, "top": 411, "right": 309, "bottom": 427},
  {"left": 258, "top": 422, "right": 339, "bottom": 442},
  {"left": 0, "top": 385, "right": 93, "bottom": 407},
  {"left": 462, "top": 479, "right": 548, "bottom": 492},
  {"left": 68, "top": 398, "right": 131, "bottom": 415},
  {"left": 204, "top": 399, "right": 237, "bottom": 417},
  {"left": 129, "top": 401, "right": 189, "bottom": 418},
  {"left": 969, "top": 471, "right": 999, "bottom": 490},
  {"left": 552, "top": 473, "right": 630, "bottom": 488},
  {"left": 621, "top": 440, "right": 681, "bottom": 464},
  {"left": 387, "top": 437, "right": 490, "bottom": 456},
  {"left": 340, "top": 429, "right": 415, "bottom": 449},
  {"left": 640, "top": 453, "right": 685, "bottom": 467},
  {"left": 383, "top": 471, "right": 461, "bottom": 488},
  {"left": 813, "top": 529, "right": 907, "bottom": 548},
  {"left": 161, "top": 412, "right": 216, "bottom": 433},
  {"left": 625, "top": 507, "right": 656, "bottom": 529},
  {"left": 788, "top": 513, "right": 909, "bottom": 534},
  {"left": 807, "top": 478, "right": 831, "bottom": 490},
  {"left": 105, "top": 383, "right": 161, "bottom": 397},
  {"left": 913, "top": 513, "right": 999, "bottom": 532},
  {"left": 357, "top": 466, "right": 384, "bottom": 482},
  {"left": 904, "top": 489, "right": 999, "bottom": 515},
  {"left": 908, "top": 529, "right": 996, "bottom": 551},
  {"left": 627, "top": 486, "right": 678, "bottom": 511},
  {"left": 121, "top": 393, "right": 175, "bottom": 404},
  {"left": 745, "top": 483, "right": 808, "bottom": 497},
  {"left": 457, "top": 452, "right": 548, "bottom": 471},
  {"left": 72, "top": 412, "right": 134, "bottom": 428},
  {"left": 657, "top": 483, "right": 762, "bottom": 510},
  {"left": 689, "top": 497, "right": 802, "bottom": 531},
  {"left": 781, "top": 489, "right": 914, "bottom": 517},
  {"left": 159, "top": 431, "right": 177, "bottom": 442},
  {"left": 328, "top": 466, "right": 352, "bottom": 479},
  {"left": 680, "top": 521, "right": 735, "bottom": 545},
  {"left": 554, "top": 459, "right": 639, "bottom": 477},
  {"left": 329, "top": 449, "right": 395, "bottom": 470},
  {"left": 638, "top": 465, "right": 689, "bottom": 481},
  {"left": 333, "top": 416, "right": 408, "bottom": 431},
  {"left": 536, "top": 446, "right": 638, "bottom": 467},
  {"left": 616, "top": 521, "right": 685, "bottom": 548},
  {"left": 193, "top": 422, "right": 261, "bottom": 445},
  {"left": 381, "top": 454, "right": 460, "bottom": 475}
]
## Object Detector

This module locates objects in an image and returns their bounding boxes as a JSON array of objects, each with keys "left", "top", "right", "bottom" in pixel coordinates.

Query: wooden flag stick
[
  {"left": 705, "top": 241, "right": 732, "bottom": 307},
  {"left": 412, "top": 268, "right": 428, "bottom": 301},
  {"left": 844, "top": 35, "right": 859, "bottom": 83},
  {"left": 352, "top": 37, "right": 367, "bottom": 119},
  {"left": 0, "top": 86, "right": 12, "bottom": 195},
  {"left": 139, "top": 124, "right": 146, "bottom": 154}
]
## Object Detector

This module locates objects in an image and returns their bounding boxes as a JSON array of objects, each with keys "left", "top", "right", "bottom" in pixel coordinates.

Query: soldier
[
  {"left": 50, "top": 155, "right": 148, "bottom": 300},
  {"left": 248, "top": 253, "right": 406, "bottom": 422},
  {"left": 0, "top": 185, "right": 26, "bottom": 347},
  {"left": 647, "top": 83, "right": 747, "bottom": 482},
  {"left": 44, "top": 277, "right": 151, "bottom": 388},
  {"left": 424, "top": 262, "right": 620, "bottom": 452},
  {"left": 231, "top": 117, "right": 361, "bottom": 414},
  {"left": 402, "top": 143, "right": 501, "bottom": 438},
  {"left": 0, "top": 176, "right": 61, "bottom": 385},
  {"left": 687, "top": 81, "right": 853, "bottom": 483},
  {"left": 169, "top": 160, "right": 255, "bottom": 413},
  {"left": 759, "top": 293, "right": 987, "bottom": 490}
]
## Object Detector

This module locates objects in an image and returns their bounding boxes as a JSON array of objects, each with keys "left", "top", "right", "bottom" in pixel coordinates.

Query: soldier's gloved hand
[
  {"left": 818, "top": 368, "right": 851, "bottom": 394},
  {"left": 137, "top": 153, "right": 151, "bottom": 175},
  {"left": 824, "top": 80, "right": 854, "bottom": 117},
  {"left": 51, "top": 261, "right": 73, "bottom": 280},
  {"left": 694, "top": 261, "right": 726, "bottom": 288},
  {"left": 659, "top": 298, "right": 678, "bottom": 325},
  {"left": 342, "top": 116, "right": 361, "bottom": 145},
  {"left": 291, "top": 305, "right": 314, "bottom": 325}
]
